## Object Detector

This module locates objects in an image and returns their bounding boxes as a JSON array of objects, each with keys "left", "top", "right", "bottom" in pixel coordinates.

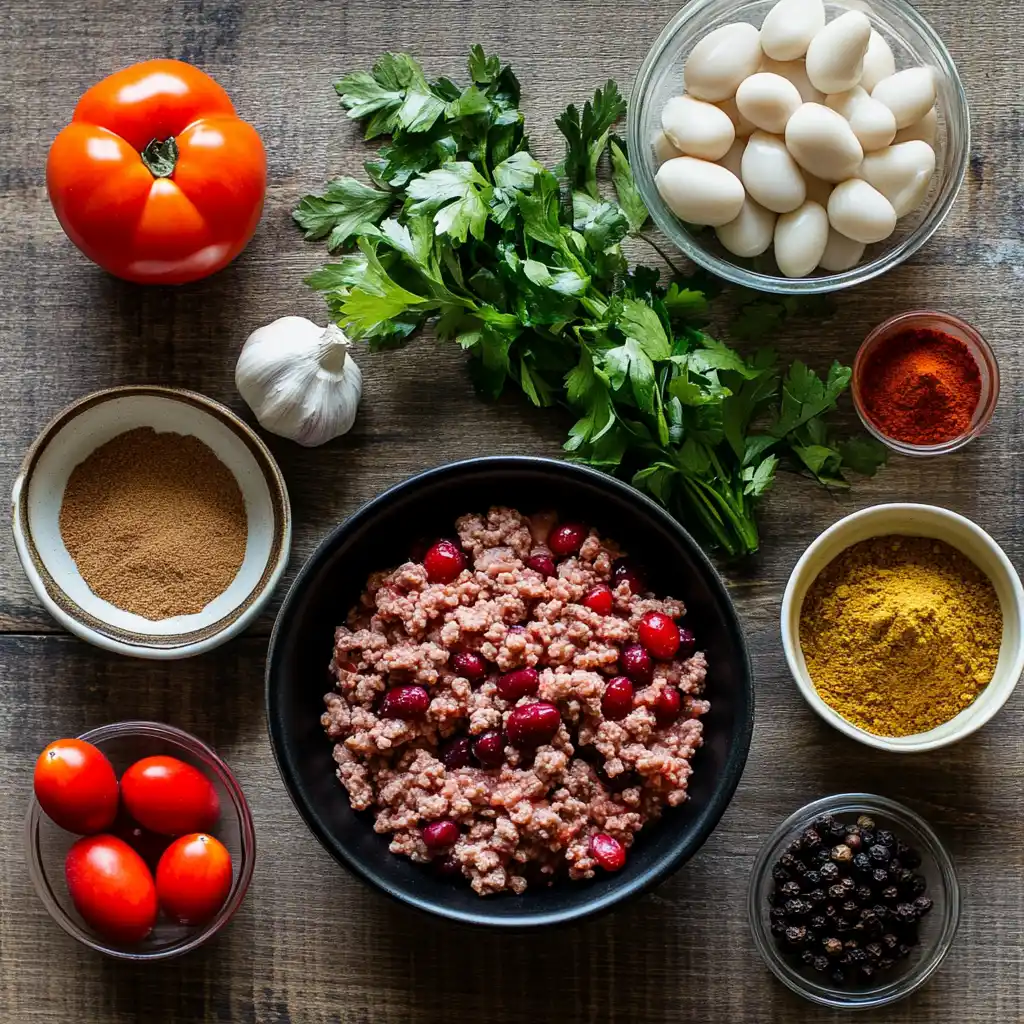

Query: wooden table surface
[{"left": 2, "top": 0, "right": 1021, "bottom": 1020}]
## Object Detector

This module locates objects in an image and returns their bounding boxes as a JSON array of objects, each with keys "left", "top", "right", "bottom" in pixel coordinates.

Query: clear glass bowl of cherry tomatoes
[{"left": 25, "top": 720, "right": 255, "bottom": 960}]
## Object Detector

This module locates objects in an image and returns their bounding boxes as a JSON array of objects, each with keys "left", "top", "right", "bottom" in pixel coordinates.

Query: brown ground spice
[
  {"left": 800, "top": 536, "right": 1002, "bottom": 737},
  {"left": 59, "top": 427, "right": 248, "bottom": 620}
]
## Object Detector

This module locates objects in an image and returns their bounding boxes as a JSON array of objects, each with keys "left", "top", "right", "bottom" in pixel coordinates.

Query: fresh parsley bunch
[{"left": 295, "top": 47, "right": 885, "bottom": 557}]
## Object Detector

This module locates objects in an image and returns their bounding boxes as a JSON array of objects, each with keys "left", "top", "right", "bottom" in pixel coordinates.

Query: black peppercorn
[
  {"left": 875, "top": 829, "right": 895, "bottom": 848},
  {"left": 835, "top": 917, "right": 852, "bottom": 933},
  {"left": 860, "top": 909, "right": 879, "bottom": 929},
  {"left": 772, "top": 864, "right": 791, "bottom": 883},
  {"left": 819, "top": 861, "right": 840, "bottom": 884},
  {"left": 868, "top": 844, "right": 891, "bottom": 864},
  {"left": 801, "top": 950, "right": 816, "bottom": 965},
  {"left": 828, "top": 883, "right": 846, "bottom": 900},
  {"left": 879, "top": 957, "right": 895, "bottom": 971},
  {"left": 839, "top": 876, "right": 856, "bottom": 894},
  {"left": 831, "top": 844, "right": 853, "bottom": 864},
  {"left": 882, "top": 933, "right": 899, "bottom": 951},
  {"left": 913, "top": 896, "right": 934, "bottom": 917},
  {"left": 842, "top": 900, "right": 859, "bottom": 915},
  {"left": 855, "top": 885, "right": 873, "bottom": 902},
  {"left": 770, "top": 921, "right": 787, "bottom": 937},
  {"left": 828, "top": 820, "right": 847, "bottom": 839},
  {"left": 881, "top": 886, "right": 899, "bottom": 902},
  {"left": 860, "top": 965, "right": 876, "bottom": 981},
  {"left": 911, "top": 876, "right": 928, "bottom": 897},
  {"left": 810, "top": 914, "right": 827, "bottom": 931},
  {"left": 784, "top": 899, "right": 808, "bottom": 917},
  {"left": 816, "top": 847, "right": 832, "bottom": 864},
  {"left": 825, "top": 904, "right": 837, "bottom": 919},
  {"left": 813, "top": 814, "right": 835, "bottom": 832},
  {"left": 803, "top": 870, "right": 821, "bottom": 887},
  {"left": 895, "top": 903, "right": 917, "bottom": 925},
  {"left": 852, "top": 853, "right": 872, "bottom": 874},
  {"left": 779, "top": 880, "right": 802, "bottom": 899},
  {"left": 865, "top": 942, "right": 883, "bottom": 961},
  {"left": 812, "top": 955, "right": 829, "bottom": 973},
  {"left": 779, "top": 853, "right": 800, "bottom": 872},
  {"left": 785, "top": 925, "right": 807, "bottom": 946},
  {"left": 801, "top": 828, "right": 822, "bottom": 851},
  {"left": 807, "top": 889, "right": 826, "bottom": 906},
  {"left": 872, "top": 868, "right": 890, "bottom": 885},
  {"left": 846, "top": 947, "right": 868, "bottom": 966}
]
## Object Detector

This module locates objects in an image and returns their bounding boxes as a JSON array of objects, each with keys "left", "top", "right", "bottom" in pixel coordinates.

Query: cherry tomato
[
  {"left": 156, "top": 833, "right": 233, "bottom": 925},
  {"left": 33, "top": 739, "right": 118, "bottom": 834},
  {"left": 121, "top": 756, "right": 220, "bottom": 836},
  {"left": 65, "top": 835, "right": 158, "bottom": 943},
  {"left": 110, "top": 806, "right": 172, "bottom": 871},
  {"left": 46, "top": 59, "right": 266, "bottom": 284}
]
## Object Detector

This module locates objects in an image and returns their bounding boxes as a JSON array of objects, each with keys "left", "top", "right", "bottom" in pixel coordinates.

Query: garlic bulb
[{"left": 235, "top": 316, "right": 362, "bottom": 447}]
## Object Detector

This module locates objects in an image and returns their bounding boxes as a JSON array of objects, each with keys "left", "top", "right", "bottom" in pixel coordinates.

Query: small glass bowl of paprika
[{"left": 852, "top": 310, "right": 999, "bottom": 457}]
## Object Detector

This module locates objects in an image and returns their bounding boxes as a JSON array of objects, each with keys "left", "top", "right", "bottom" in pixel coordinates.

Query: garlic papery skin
[{"left": 235, "top": 316, "right": 363, "bottom": 447}]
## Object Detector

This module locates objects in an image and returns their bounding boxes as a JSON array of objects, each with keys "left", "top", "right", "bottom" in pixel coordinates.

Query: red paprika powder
[{"left": 859, "top": 327, "right": 982, "bottom": 446}]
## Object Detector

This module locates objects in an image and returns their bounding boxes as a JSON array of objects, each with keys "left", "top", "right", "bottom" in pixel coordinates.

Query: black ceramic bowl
[{"left": 266, "top": 457, "right": 753, "bottom": 927}]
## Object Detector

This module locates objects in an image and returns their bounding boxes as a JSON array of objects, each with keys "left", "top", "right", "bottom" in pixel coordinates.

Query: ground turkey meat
[{"left": 321, "top": 506, "right": 709, "bottom": 896}]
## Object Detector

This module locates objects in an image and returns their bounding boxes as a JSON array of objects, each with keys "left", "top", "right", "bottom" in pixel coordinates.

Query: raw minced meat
[{"left": 321, "top": 506, "right": 709, "bottom": 895}]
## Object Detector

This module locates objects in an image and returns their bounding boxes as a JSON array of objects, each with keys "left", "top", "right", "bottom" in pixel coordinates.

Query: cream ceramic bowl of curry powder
[
  {"left": 12, "top": 386, "right": 291, "bottom": 659},
  {"left": 781, "top": 504, "right": 1024, "bottom": 752}
]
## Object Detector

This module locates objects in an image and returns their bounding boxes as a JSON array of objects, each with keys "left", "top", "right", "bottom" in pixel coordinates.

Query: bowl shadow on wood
[{"left": 266, "top": 456, "right": 754, "bottom": 928}]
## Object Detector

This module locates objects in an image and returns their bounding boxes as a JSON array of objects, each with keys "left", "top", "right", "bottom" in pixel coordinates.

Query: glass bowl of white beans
[{"left": 628, "top": 0, "right": 969, "bottom": 294}]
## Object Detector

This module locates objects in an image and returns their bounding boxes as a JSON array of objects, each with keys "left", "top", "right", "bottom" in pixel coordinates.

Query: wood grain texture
[{"left": 1, "top": 0, "right": 1022, "bottom": 1020}]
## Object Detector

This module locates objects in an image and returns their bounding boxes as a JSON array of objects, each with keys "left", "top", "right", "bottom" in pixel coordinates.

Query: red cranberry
[
  {"left": 619, "top": 643, "right": 653, "bottom": 684},
  {"left": 655, "top": 686, "right": 682, "bottom": 725},
  {"left": 440, "top": 737, "right": 473, "bottom": 770},
  {"left": 496, "top": 667, "right": 539, "bottom": 701},
  {"left": 590, "top": 833, "right": 626, "bottom": 872},
  {"left": 380, "top": 685, "right": 430, "bottom": 719},
  {"left": 506, "top": 702, "right": 561, "bottom": 747},
  {"left": 549, "top": 522, "right": 588, "bottom": 557},
  {"left": 435, "top": 855, "right": 461, "bottom": 877},
  {"left": 678, "top": 627, "right": 697, "bottom": 657},
  {"left": 638, "top": 610, "right": 681, "bottom": 660},
  {"left": 451, "top": 650, "right": 486, "bottom": 682},
  {"left": 423, "top": 539, "right": 467, "bottom": 583},
  {"left": 612, "top": 558, "right": 647, "bottom": 595},
  {"left": 422, "top": 820, "right": 459, "bottom": 850},
  {"left": 601, "top": 677, "right": 635, "bottom": 721},
  {"left": 583, "top": 584, "right": 614, "bottom": 616},
  {"left": 527, "top": 554, "right": 556, "bottom": 578},
  {"left": 472, "top": 729, "right": 506, "bottom": 767}
]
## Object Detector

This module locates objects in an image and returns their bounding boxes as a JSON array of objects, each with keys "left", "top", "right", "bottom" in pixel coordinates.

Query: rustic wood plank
[{"left": 1, "top": 0, "right": 1022, "bottom": 1019}]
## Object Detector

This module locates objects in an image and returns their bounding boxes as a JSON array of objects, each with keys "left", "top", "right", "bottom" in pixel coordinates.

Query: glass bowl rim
[
  {"left": 747, "top": 792, "right": 961, "bottom": 1009},
  {"left": 24, "top": 719, "right": 257, "bottom": 961},
  {"left": 627, "top": 0, "right": 972, "bottom": 295},
  {"left": 851, "top": 309, "right": 1000, "bottom": 456}
]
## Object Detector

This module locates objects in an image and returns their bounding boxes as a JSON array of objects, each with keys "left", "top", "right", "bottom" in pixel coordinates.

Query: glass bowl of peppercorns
[{"left": 748, "top": 793, "right": 959, "bottom": 1009}]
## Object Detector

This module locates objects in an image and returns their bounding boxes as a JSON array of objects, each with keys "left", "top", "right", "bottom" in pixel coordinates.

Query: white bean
[
  {"left": 684, "top": 23, "right": 763, "bottom": 102},
  {"left": 860, "top": 30, "right": 896, "bottom": 92},
  {"left": 774, "top": 200, "right": 830, "bottom": 277},
  {"left": 827, "top": 178, "right": 897, "bottom": 243},
  {"left": 872, "top": 68, "right": 937, "bottom": 130},
  {"left": 859, "top": 140, "right": 937, "bottom": 217},
  {"left": 716, "top": 197, "right": 777, "bottom": 257},
  {"left": 717, "top": 96, "right": 757, "bottom": 138},
  {"left": 760, "top": 0, "right": 826, "bottom": 61},
  {"left": 736, "top": 72, "right": 803, "bottom": 134},
  {"left": 826, "top": 86, "right": 896, "bottom": 152},
  {"left": 819, "top": 228, "right": 866, "bottom": 271},
  {"left": 718, "top": 137, "right": 748, "bottom": 179},
  {"left": 785, "top": 102, "right": 864, "bottom": 182},
  {"left": 741, "top": 130, "right": 807, "bottom": 213},
  {"left": 760, "top": 57, "right": 825, "bottom": 104},
  {"left": 652, "top": 130, "right": 683, "bottom": 165},
  {"left": 894, "top": 106, "right": 938, "bottom": 146},
  {"left": 656, "top": 157, "right": 746, "bottom": 226},
  {"left": 805, "top": 11, "right": 872, "bottom": 94},
  {"left": 662, "top": 95, "right": 736, "bottom": 160}
]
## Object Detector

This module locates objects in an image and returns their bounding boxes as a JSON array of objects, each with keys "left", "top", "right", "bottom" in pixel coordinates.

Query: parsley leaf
[
  {"left": 299, "top": 49, "right": 885, "bottom": 557},
  {"left": 292, "top": 178, "right": 395, "bottom": 250}
]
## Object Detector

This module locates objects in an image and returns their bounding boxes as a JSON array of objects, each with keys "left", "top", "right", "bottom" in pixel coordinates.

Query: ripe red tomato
[
  {"left": 33, "top": 739, "right": 118, "bottom": 834},
  {"left": 121, "top": 756, "right": 220, "bottom": 836},
  {"left": 156, "top": 833, "right": 233, "bottom": 925},
  {"left": 46, "top": 59, "right": 266, "bottom": 284},
  {"left": 65, "top": 835, "right": 158, "bottom": 943}
]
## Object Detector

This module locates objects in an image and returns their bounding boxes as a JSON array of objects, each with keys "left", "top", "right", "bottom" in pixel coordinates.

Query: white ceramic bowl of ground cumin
[
  {"left": 781, "top": 503, "right": 1024, "bottom": 752},
  {"left": 12, "top": 386, "right": 291, "bottom": 659}
]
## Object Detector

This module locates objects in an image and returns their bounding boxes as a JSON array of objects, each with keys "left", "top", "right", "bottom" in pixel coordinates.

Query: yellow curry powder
[{"left": 800, "top": 536, "right": 1002, "bottom": 737}]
